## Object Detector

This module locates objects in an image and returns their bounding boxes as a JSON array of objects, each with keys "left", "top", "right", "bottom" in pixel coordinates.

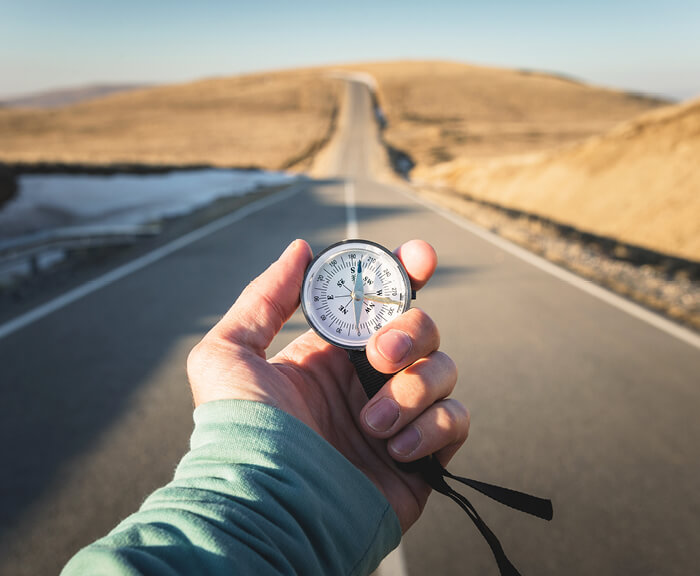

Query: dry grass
[
  {"left": 418, "top": 99, "right": 700, "bottom": 261},
  {"left": 3, "top": 59, "right": 696, "bottom": 261},
  {"left": 336, "top": 60, "right": 665, "bottom": 164},
  {"left": 0, "top": 69, "right": 341, "bottom": 171},
  {"left": 338, "top": 61, "right": 698, "bottom": 262}
]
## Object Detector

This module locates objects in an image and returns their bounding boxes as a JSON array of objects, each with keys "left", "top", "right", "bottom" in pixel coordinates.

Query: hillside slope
[
  {"left": 335, "top": 61, "right": 695, "bottom": 261},
  {"left": 418, "top": 98, "right": 700, "bottom": 261},
  {"left": 0, "top": 70, "right": 340, "bottom": 171},
  {"left": 339, "top": 60, "right": 666, "bottom": 164}
]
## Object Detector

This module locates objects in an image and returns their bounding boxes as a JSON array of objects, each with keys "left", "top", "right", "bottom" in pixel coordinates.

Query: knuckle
[
  {"left": 392, "top": 365, "right": 427, "bottom": 403},
  {"left": 432, "top": 351, "right": 458, "bottom": 383},
  {"left": 410, "top": 307, "right": 437, "bottom": 330},
  {"left": 444, "top": 352, "right": 458, "bottom": 379},
  {"left": 401, "top": 308, "right": 440, "bottom": 350},
  {"left": 404, "top": 351, "right": 457, "bottom": 395},
  {"left": 439, "top": 399, "right": 470, "bottom": 443},
  {"left": 454, "top": 402, "right": 470, "bottom": 442},
  {"left": 186, "top": 341, "right": 206, "bottom": 376}
]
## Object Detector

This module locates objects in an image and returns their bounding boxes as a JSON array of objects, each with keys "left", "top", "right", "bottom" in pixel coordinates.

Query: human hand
[{"left": 187, "top": 239, "right": 469, "bottom": 532}]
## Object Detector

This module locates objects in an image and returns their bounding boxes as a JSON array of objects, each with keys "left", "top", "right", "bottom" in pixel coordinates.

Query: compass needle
[
  {"left": 353, "top": 258, "right": 364, "bottom": 333},
  {"left": 363, "top": 295, "right": 403, "bottom": 306}
]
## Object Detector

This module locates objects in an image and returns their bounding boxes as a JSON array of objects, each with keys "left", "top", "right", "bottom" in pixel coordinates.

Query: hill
[
  {"left": 334, "top": 61, "right": 698, "bottom": 261},
  {"left": 2, "top": 60, "right": 695, "bottom": 261},
  {"left": 414, "top": 97, "right": 700, "bottom": 261},
  {"left": 337, "top": 60, "right": 668, "bottom": 164},
  {"left": 0, "top": 70, "right": 340, "bottom": 171}
]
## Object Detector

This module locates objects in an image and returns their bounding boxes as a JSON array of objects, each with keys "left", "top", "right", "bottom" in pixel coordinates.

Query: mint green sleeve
[{"left": 62, "top": 400, "right": 401, "bottom": 576}]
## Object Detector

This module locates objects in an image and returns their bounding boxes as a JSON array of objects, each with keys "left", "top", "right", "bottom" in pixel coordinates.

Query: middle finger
[{"left": 360, "top": 351, "right": 457, "bottom": 439}]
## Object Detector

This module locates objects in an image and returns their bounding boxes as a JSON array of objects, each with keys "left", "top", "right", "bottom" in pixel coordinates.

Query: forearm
[{"left": 62, "top": 400, "right": 401, "bottom": 576}]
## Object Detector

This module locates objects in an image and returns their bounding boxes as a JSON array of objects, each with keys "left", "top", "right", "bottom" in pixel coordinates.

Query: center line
[{"left": 345, "top": 179, "right": 358, "bottom": 239}]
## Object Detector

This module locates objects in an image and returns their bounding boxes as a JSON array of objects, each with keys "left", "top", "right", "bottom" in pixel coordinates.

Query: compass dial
[{"left": 301, "top": 240, "right": 412, "bottom": 350}]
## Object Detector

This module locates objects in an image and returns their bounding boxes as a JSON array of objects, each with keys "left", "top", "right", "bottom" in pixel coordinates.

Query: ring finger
[{"left": 387, "top": 398, "right": 470, "bottom": 467}]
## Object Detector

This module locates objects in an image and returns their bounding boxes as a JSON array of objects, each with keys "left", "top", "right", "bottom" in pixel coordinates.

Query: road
[{"left": 1, "top": 79, "right": 699, "bottom": 576}]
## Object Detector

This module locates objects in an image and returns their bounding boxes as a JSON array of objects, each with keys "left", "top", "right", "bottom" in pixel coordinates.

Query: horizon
[
  {"left": 0, "top": 57, "right": 686, "bottom": 104},
  {"left": 1, "top": 1, "right": 699, "bottom": 101}
]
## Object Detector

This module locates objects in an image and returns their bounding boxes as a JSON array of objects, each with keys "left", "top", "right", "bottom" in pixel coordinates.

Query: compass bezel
[{"left": 300, "top": 239, "right": 412, "bottom": 350}]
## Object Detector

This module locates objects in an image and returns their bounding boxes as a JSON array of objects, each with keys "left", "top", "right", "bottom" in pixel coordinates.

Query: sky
[{"left": 1, "top": 0, "right": 699, "bottom": 101}]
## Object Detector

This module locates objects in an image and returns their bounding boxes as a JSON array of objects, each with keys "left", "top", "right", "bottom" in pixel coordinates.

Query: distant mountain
[{"left": 0, "top": 84, "right": 149, "bottom": 109}]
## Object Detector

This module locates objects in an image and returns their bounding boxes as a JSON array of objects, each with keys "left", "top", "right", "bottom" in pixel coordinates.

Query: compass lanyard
[{"left": 348, "top": 350, "right": 554, "bottom": 576}]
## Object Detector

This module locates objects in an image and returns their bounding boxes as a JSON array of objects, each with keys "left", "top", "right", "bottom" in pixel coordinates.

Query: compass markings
[{"left": 304, "top": 244, "right": 411, "bottom": 347}]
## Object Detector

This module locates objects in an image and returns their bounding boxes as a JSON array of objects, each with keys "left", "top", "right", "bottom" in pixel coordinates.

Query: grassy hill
[
  {"left": 337, "top": 61, "right": 698, "bottom": 261},
  {"left": 0, "top": 70, "right": 340, "bottom": 171},
  {"left": 338, "top": 60, "right": 667, "bottom": 164},
  {"left": 417, "top": 97, "right": 700, "bottom": 261},
  {"left": 2, "top": 60, "right": 696, "bottom": 261}
]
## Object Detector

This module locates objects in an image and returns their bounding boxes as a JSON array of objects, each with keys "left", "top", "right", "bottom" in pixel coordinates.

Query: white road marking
[
  {"left": 0, "top": 183, "right": 305, "bottom": 341},
  {"left": 345, "top": 179, "right": 359, "bottom": 239},
  {"left": 400, "top": 186, "right": 700, "bottom": 351},
  {"left": 346, "top": 180, "right": 409, "bottom": 576}
]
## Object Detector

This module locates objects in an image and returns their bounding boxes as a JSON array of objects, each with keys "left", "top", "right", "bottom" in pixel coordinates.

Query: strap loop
[{"left": 348, "top": 350, "right": 554, "bottom": 576}]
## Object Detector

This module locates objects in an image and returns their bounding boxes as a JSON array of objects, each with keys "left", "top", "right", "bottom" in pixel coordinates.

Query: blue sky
[{"left": 1, "top": 0, "right": 699, "bottom": 100}]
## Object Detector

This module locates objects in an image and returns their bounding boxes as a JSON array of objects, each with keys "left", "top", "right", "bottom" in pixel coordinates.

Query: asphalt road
[{"left": 1, "top": 79, "right": 699, "bottom": 576}]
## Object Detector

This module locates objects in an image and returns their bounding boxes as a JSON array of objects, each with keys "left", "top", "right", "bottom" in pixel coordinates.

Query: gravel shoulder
[{"left": 415, "top": 184, "right": 699, "bottom": 331}]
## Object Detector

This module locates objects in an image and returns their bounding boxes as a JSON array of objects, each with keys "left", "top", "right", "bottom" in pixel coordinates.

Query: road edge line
[
  {"left": 0, "top": 183, "right": 305, "bottom": 341},
  {"left": 398, "top": 185, "right": 700, "bottom": 351}
]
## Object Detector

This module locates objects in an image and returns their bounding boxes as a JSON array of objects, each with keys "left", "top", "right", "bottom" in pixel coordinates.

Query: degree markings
[{"left": 311, "top": 250, "right": 408, "bottom": 342}]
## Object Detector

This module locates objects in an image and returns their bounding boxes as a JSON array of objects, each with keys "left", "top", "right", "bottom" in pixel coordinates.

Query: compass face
[{"left": 301, "top": 240, "right": 412, "bottom": 350}]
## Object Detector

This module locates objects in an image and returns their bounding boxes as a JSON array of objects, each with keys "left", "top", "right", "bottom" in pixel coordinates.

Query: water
[
  {"left": 0, "top": 168, "right": 297, "bottom": 283},
  {"left": 0, "top": 169, "right": 297, "bottom": 238}
]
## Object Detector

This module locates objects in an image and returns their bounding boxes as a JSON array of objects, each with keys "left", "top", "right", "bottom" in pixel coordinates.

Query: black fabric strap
[
  {"left": 347, "top": 349, "right": 391, "bottom": 398},
  {"left": 443, "top": 467, "right": 554, "bottom": 521},
  {"left": 347, "top": 349, "right": 553, "bottom": 576}
]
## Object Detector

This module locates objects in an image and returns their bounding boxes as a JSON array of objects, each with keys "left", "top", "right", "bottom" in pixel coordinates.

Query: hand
[{"left": 187, "top": 239, "right": 469, "bottom": 532}]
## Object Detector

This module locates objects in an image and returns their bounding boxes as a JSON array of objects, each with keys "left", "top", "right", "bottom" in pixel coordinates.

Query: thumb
[{"left": 213, "top": 239, "right": 312, "bottom": 356}]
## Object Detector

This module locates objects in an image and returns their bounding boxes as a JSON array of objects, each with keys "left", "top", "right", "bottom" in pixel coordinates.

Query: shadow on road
[
  {"left": 428, "top": 264, "right": 484, "bottom": 289},
  {"left": 0, "top": 176, "right": 422, "bottom": 572}
]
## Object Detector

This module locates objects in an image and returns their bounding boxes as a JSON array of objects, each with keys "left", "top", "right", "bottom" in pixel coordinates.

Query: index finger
[{"left": 394, "top": 240, "right": 437, "bottom": 292}]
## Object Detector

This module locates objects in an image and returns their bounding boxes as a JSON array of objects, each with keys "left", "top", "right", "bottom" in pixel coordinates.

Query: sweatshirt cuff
[{"left": 177, "top": 399, "right": 401, "bottom": 575}]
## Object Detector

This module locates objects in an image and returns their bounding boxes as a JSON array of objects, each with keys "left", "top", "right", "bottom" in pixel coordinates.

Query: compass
[
  {"left": 301, "top": 239, "right": 413, "bottom": 351},
  {"left": 301, "top": 239, "right": 414, "bottom": 399}
]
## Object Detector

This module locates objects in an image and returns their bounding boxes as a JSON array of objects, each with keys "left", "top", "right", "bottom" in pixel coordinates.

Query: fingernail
[
  {"left": 365, "top": 398, "right": 400, "bottom": 432},
  {"left": 390, "top": 426, "right": 422, "bottom": 456},
  {"left": 377, "top": 330, "right": 412, "bottom": 363}
]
